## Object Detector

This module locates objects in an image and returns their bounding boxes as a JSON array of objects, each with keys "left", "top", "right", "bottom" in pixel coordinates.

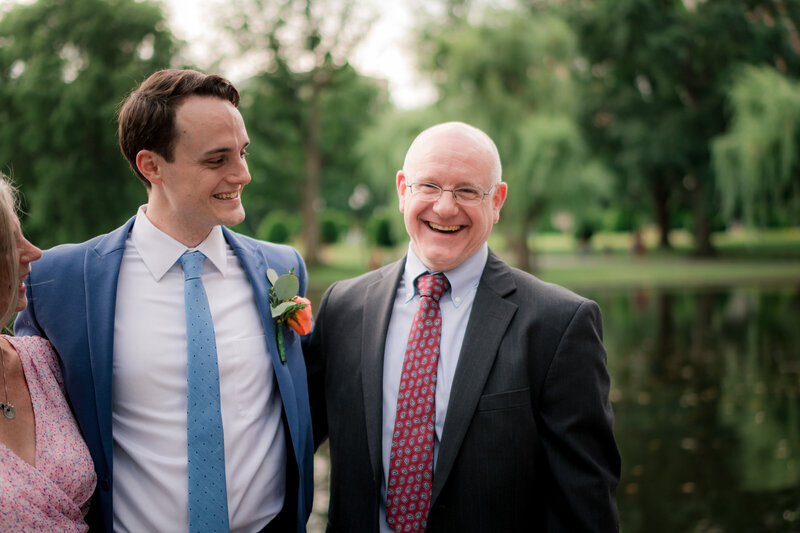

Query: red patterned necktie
[{"left": 386, "top": 272, "right": 450, "bottom": 533}]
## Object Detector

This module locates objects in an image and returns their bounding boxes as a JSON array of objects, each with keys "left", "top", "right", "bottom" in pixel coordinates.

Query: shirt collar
[
  {"left": 403, "top": 244, "right": 488, "bottom": 307},
  {"left": 131, "top": 205, "right": 229, "bottom": 281}
]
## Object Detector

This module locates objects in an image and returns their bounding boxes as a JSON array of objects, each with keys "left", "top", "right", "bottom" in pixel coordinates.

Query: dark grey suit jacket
[{"left": 305, "top": 251, "right": 620, "bottom": 532}]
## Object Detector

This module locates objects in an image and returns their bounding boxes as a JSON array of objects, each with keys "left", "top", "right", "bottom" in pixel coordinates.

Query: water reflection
[
  {"left": 592, "top": 285, "right": 800, "bottom": 533},
  {"left": 308, "top": 285, "right": 800, "bottom": 532}
]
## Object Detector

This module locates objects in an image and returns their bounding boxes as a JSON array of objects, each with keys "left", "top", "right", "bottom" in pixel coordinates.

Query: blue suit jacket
[{"left": 14, "top": 216, "right": 314, "bottom": 532}]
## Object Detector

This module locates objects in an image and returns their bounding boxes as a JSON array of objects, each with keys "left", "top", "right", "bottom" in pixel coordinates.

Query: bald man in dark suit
[{"left": 306, "top": 121, "right": 620, "bottom": 532}]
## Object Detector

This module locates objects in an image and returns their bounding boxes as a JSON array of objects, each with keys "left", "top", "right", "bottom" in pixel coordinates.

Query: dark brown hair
[{"left": 117, "top": 69, "right": 240, "bottom": 187}]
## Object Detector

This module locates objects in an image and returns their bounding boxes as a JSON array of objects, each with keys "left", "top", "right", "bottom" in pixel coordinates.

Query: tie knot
[
  {"left": 416, "top": 273, "right": 449, "bottom": 301},
  {"left": 179, "top": 251, "right": 206, "bottom": 280}
]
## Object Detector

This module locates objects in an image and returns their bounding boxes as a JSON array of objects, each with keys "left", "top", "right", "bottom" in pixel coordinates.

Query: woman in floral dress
[{"left": 0, "top": 174, "right": 96, "bottom": 532}]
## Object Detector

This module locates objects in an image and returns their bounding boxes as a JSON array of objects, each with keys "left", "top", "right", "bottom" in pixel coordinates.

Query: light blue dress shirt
[{"left": 379, "top": 244, "right": 488, "bottom": 532}]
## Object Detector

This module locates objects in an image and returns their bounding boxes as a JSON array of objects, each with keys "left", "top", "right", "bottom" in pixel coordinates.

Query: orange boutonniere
[{"left": 267, "top": 268, "right": 313, "bottom": 364}]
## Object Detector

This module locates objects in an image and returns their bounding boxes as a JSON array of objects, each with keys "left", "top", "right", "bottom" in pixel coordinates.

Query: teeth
[
  {"left": 214, "top": 191, "right": 238, "bottom": 200},
  {"left": 429, "top": 222, "right": 461, "bottom": 232}
]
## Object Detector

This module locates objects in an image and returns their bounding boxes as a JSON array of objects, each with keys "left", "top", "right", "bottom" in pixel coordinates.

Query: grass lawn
[{"left": 305, "top": 227, "right": 800, "bottom": 294}]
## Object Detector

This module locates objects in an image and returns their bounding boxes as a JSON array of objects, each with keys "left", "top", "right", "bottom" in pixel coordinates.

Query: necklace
[{"left": 0, "top": 346, "right": 15, "bottom": 420}]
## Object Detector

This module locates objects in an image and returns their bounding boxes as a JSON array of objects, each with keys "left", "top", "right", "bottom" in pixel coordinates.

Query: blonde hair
[{"left": 0, "top": 173, "right": 20, "bottom": 327}]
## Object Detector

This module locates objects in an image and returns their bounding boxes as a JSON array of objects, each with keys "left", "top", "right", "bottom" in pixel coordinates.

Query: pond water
[
  {"left": 307, "top": 284, "right": 800, "bottom": 532},
  {"left": 593, "top": 285, "right": 800, "bottom": 533}
]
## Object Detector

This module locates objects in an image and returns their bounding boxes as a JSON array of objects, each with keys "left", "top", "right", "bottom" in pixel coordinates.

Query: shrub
[{"left": 257, "top": 210, "right": 300, "bottom": 243}]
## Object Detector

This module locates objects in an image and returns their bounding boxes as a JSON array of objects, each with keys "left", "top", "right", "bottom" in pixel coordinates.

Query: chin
[
  {"left": 220, "top": 212, "right": 246, "bottom": 228},
  {"left": 419, "top": 253, "right": 460, "bottom": 272}
]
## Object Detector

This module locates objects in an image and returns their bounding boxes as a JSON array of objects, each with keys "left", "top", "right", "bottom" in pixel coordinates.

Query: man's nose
[
  {"left": 230, "top": 157, "right": 251, "bottom": 184},
  {"left": 433, "top": 189, "right": 460, "bottom": 216}
]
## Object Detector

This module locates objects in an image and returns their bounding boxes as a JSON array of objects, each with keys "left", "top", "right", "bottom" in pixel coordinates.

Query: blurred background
[{"left": 1, "top": 0, "right": 799, "bottom": 531}]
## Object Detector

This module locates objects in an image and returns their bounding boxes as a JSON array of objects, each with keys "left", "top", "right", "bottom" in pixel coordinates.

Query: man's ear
[
  {"left": 492, "top": 182, "right": 508, "bottom": 223},
  {"left": 135, "top": 149, "right": 163, "bottom": 186},
  {"left": 396, "top": 170, "right": 408, "bottom": 213}
]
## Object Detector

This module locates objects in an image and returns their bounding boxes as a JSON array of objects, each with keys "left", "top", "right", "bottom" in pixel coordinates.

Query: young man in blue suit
[
  {"left": 15, "top": 69, "right": 313, "bottom": 532},
  {"left": 306, "top": 122, "right": 620, "bottom": 532}
]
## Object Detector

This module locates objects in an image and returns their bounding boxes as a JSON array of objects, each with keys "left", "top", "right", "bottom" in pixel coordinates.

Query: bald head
[
  {"left": 396, "top": 121, "right": 508, "bottom": 272},
  {"left": 403, "top": 122, "right": 502, "bottom": 185}
]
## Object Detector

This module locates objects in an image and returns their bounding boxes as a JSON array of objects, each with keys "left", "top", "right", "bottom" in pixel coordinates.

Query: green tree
[
  {"left": 219, "top": 0, "right": 384, "bottom": 265},
  {"left": 712, "top": 65, "right": 800, "bottom": 227},
  {"left": 356, "top": 107, "right": 442, "bottom": 209},
  {"left": 568, "top": 0, "right": 800, "bottom": 254},
  {"left": 236, "top": 63, "right": 386, "bottom": 236},
  {"left": 0, "top": 0, "right": 176, "bottom": 247},
  {"left": 416, "top": 7, "right": 610, "bottom": 271}
]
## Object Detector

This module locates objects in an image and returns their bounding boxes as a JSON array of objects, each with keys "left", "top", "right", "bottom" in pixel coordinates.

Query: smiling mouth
[
  {"left": 428, "top": 222, "right": 462, "bottom": 233},
  {"left": 214, "top": 191, "right": 239, "bottom": 200}
]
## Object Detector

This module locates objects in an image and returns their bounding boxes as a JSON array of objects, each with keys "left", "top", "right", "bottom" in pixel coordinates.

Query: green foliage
[
  {"left": 234, "top": 62, "right": 386, "bottom": 237},
  {"left": 510, "top": 115, "right": 611, "bottom": 219},
  {"left": 217, "top": 0, "right": 385, "bottom": 264},
  {"left": 568, "top": 0, "right": 800, "bottom": 252},
  {"left": 416, "top": 6, "right": 611, "bottom": 268},
  {"left": 0, "top": 0, "right": 177, "bottom": 248},
  {"left": 319, "top": 209, "right": 350, "bottom": 244},
  {"left": 356, "top": 108, "right": 441, "bottom": 208},
  {"left": 257, "top": 209, "right": 300, "bottom": 243},
  {"left": 267, "top": 269, "right": 300, "bottom": 302},
  {"left": 712, "top": 65, "right": 800, "bottom": 227},
  {"left": 603, "top": 207, "right": 639, "bottom": 233},
  {"left": 420, "top": 8, "right": 580, "bottom": 120},
  {"left": 366, "top": 207, "right": 401, "bottom": 248},
  {"left": 318, "top": 69, "right": 390, "bottom": 211},
  {"left": 574, "top": 206, "right": 605, "bottom": 243}
]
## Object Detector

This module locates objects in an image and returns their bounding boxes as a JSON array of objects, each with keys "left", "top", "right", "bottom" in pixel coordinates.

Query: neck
[{"left": 142, "top": 204, "right": 212, "bottom": 248}]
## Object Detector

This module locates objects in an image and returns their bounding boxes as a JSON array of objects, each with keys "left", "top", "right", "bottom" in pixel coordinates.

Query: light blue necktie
[{"left": 179, "top": 251, "right": 230, "bottom": 533}]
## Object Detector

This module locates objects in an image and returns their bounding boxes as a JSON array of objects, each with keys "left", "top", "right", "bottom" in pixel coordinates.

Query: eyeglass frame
[{"left": 406, "top": 181, "right": 498, "bottom": 206}]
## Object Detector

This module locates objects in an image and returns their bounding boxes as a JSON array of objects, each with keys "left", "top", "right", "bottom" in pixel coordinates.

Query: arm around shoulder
[{"left": 14, "top": 274, "right": 44, "bottom": 338}]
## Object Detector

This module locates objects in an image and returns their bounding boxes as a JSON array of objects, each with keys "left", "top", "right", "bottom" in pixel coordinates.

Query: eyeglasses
[{"left": 407, "top": 182, "right": 496, "bottom": 206}]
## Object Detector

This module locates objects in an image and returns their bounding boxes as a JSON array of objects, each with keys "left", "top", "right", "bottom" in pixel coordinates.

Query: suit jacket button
[{"left": 100, "top": 478, "right": 110, "bottom": 491}]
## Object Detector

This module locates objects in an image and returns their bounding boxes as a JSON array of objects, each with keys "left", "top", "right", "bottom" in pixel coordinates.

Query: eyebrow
[
  {"left": 202, "top": 141, "right": 250, "bottom": 157},
  {"left": 415, "top": 179, "right": 484, "bottom": 188}
]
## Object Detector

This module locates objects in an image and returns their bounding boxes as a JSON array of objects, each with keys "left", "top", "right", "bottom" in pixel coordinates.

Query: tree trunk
[
  {"left": 691, "top": 182, "right": 715, "bottom": 257},
  {"left": 511, "top": 214, "right": 537, "bottom": 273},
  {"left": 301, "top": 78, "right": 323, "bottom": 266},
  {"left": 651, "top": 177, "right": 672, "bottom": 249},
  {"left": 511, "top": 230, "right": 530, "bottom": 273}
]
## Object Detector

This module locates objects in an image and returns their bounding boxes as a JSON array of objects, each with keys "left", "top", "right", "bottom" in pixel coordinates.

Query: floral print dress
[{"left": 0, "top": 335, "right": 96, "bottom": 532}]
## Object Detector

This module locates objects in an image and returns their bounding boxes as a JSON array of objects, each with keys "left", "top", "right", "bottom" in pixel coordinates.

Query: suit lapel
[
  {"left": 431, "top": 252, "right": 518, "bottom": 504},
  {"left": 362, "top": 259, "right": 405, "bottom": 482},
  {"left": 222, "top": 228, "right": 272, "bottom": 350},
  {"left": 84, "top": 217, "right": 135, "bottom": 473},
  {"left": 223, "top": 228, "right": 305, "bottom": 462}
]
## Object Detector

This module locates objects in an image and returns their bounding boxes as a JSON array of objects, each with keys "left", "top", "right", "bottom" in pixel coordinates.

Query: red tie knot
[{"left": 415, "top": 273, "right": 449, "bottom": 301}]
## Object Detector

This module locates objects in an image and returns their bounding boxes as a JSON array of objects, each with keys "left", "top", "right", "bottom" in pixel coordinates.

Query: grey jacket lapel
[
  {"left": 431, "top": 252, "right": 518, "bottom": 504},
  {"left": 362, "top": 259, "right": 405, "bottom": 482}
]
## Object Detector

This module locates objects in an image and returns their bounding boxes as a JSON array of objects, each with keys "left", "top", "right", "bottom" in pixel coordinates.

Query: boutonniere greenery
[{"left": 267, "top": 268, "right": 312, "bottom": 364}]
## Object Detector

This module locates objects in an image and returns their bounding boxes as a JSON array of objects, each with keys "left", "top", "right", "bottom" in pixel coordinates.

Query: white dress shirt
[
  {"left": 379, "top": 244, "right": 488, "bottom": 532},
  {"left": 112, "top": 206, "right": 286, "bottom": 533}
]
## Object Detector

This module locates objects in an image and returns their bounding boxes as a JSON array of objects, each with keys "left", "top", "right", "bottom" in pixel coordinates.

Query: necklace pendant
[{"left": 1, "top": 402, "right": 15, "bottom": 420}]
